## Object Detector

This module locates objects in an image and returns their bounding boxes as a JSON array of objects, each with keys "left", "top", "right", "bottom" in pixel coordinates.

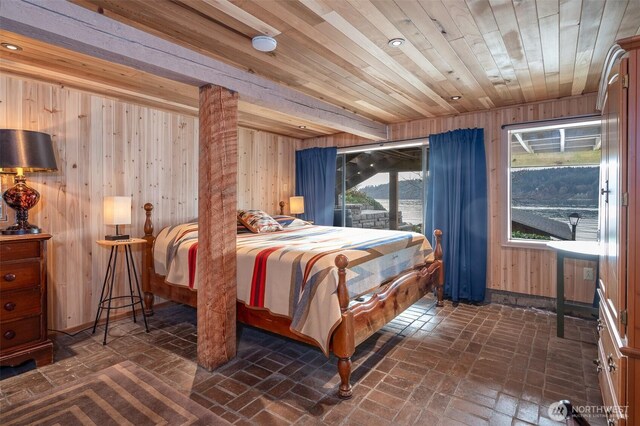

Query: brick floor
[{"left": 0, "top": 298, "right": 605, "bottom": 425}]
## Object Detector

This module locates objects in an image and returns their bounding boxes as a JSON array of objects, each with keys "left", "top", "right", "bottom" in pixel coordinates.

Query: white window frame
[{"left": 501, "top": 115, "right": 601, "bottom": 249}]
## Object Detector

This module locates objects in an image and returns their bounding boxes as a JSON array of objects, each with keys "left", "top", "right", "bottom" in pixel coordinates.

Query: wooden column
[
  {"left": 197, "top": 84, "right": 238, "bottom": 369},
  {"left": 389, "top": 171, "right": 399, "bottom": 230}
]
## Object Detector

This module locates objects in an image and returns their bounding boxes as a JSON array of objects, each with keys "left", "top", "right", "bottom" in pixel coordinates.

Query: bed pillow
[
  {"left": 237, "top": 220, "right": 252, "bottom": 234},
  {"left": 272, "top": 215, "right": 297, "bottom": 227},
  {"left": 238, "top": 210, "right": 283, "bottom": 233},
  {"left": 287, "top": 218, "right": 312, "bottom": 228}
]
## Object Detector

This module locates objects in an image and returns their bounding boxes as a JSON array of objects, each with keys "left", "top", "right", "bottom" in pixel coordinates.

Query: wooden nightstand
[{"left": 0, "top": 234, "right": 53, "bottom": 368}]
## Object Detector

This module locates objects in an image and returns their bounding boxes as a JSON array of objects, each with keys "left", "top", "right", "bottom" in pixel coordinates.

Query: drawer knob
[
  {"left": 3, "top": 302, "right": 16, "bottom": 311},
  {"left": 3, "top": 273, "right": 16, "bottom": 282},
  {"left": 3, "top": 330, "right": 15, "bottom": 340},
  {"left": 593, "top": 358, "right": 602, "bottom": 373},
  {"left": 607, "top": 354, "right": 617, "bottom": 372}
]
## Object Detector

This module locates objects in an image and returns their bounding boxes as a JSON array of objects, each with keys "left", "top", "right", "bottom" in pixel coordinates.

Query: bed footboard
[
  {"left": 332, "top": 229, "right": 444, "bottom": 399},
  {"left": 141, "top": 203, "right": 197, "bottom": 316}
]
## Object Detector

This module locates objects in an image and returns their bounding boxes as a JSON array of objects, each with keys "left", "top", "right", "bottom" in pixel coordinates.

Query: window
[
  {"left": 335, "top": 141, "right": 428, "bottom": 233},
  {"left": 505, "top": 117, "right": 601, "bottom": 245}
]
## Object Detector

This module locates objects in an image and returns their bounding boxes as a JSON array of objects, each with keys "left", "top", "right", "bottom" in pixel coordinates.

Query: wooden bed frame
[{"left": 140, "top": 203, "right": 444, "bottom": 398}]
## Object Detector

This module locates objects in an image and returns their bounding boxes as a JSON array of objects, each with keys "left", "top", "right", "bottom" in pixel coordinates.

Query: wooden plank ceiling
[{"left": 2, "top": 0, "right": 639, "bottom": 138}]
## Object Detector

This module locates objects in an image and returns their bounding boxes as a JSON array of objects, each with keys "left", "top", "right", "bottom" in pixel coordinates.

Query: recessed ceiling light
[
  {"left": 1, "top": 43, "right": 22, "bottom": 51},
  {"left": 252, "top": 35, "right": 277, "bottom": 52},
  {"left": 298, "top": 125, "right": 307, "bottom": 129},
  {"left": 388, "top": 38, "right": 405, "bottom": 47},
  {"left": 450, "top": 95, "right": 462, "bottom": 100}
]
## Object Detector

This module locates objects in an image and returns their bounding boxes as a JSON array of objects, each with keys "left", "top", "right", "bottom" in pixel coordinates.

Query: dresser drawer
[
  {"left": 597, "top": 303, "right": 628, "bottom": 424},
  {"left": 0, "top": 316, "right": 41, "bottom": 350},
  {"left": 597, "top": 338, "right": 616, "bottom": 411},
  {"left": 0, "top": 240, "right": 40, "bottom": 261},
  {"left": 0, "top": 261, "right": 40, "bottom": 291},
  {"left": 0, "top": 287, "right": 41, "bottom": 321}
]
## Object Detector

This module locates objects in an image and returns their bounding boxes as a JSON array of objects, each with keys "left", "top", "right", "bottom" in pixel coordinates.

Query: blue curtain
[
  {"left": 295, "top": 147, "right": 337, "bottom": 225},
  {"left": 425, "top": 129, "right": 487, "bottom": 302}
]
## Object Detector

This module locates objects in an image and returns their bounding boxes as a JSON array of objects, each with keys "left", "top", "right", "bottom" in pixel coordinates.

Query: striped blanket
[{"left": 154, "top": 224, "right": 433, "bottom": 354}]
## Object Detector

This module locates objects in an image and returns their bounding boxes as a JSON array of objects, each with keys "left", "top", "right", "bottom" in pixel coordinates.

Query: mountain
[
  {"left": 511, "top": 166, "right": 599, "bottom": 207},
  {"left": 359, "top": 179, "right": 423, "bottom": 200},
  {"left": 357, "top": 166, "right": 599, "bottom": 207}
]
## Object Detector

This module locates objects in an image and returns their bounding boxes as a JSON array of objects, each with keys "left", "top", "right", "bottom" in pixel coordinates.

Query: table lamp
[
  {"left": 104, "top": 196, "right": 131, "bottom": 240},
  {"left": 0, "top": 129, "right": 58, "bottom": 235},
  {"left": 290, "top": 196, "right": 305, "bottom": 217}
]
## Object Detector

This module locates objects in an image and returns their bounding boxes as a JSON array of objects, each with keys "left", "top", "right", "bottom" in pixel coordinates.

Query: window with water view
[
  {"left": 507, "top": 118, "right": 601, "bottom": 243},
  {"left": 335, "top": 145, "right": 427, "bottom": 234}
]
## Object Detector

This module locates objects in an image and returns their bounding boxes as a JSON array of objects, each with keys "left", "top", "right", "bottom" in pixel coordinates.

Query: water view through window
[
  {"left": 335, "top": 145, "right": 426, "bottom": 233},
  {"left": 508, "top": 118, "right": 601, "bottom": 242}
]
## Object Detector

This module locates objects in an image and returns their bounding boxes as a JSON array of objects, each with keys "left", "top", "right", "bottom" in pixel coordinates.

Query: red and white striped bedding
[{"left": 153, "top": 223, "right": 433, "bottom": 354}]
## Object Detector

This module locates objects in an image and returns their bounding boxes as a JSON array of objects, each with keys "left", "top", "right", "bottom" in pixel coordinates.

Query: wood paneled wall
[
  {"left": 299, "top": 94, "right": 600, "bottom": 303},
  {"left": 0, "top": 75, "right": 297, "bottom": 330},
  {"left": 237, "top": 127, "right": 295, "bottom": 213}
]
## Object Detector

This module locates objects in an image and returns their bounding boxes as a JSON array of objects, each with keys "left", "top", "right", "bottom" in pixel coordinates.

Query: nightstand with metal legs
[{"left": 93, "top": 238, "right": 149, "bottom": 345}]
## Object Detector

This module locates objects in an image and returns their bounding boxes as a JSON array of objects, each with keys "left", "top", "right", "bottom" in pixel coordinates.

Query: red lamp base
[{"left": 1, "top": 175, "right": 42, "bottom": 235}]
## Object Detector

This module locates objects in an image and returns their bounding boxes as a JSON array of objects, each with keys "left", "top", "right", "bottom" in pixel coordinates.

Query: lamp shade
[
  {"left": 0, "top": 129, "right": 58, "bottom": 173},
  {"left": 290, "top": 196, "right": 305, "bottom": 214},
  {"left": 104, "top": 196, "right": 131, "bottom": 225}
]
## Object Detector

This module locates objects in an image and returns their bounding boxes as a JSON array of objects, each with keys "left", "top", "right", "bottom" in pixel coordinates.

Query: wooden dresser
[
  {"left": 0, "top": 234, "right": 53, "bottom": 367},
  {"left": 596, "top": 35, "right": 640, "bottom": 426}
]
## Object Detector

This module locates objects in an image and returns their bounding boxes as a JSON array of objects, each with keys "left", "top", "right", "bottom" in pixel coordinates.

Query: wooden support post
[
  {"left": 197, "top": 84, "right": 238, "bottom": 370},
  {"left": 389, "top": 171, "right": 399, "bottom": 230}
]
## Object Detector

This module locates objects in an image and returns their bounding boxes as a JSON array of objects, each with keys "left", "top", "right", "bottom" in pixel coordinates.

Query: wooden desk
[{"left": 546, "top": 241, "right": 600, "bottom": 338}]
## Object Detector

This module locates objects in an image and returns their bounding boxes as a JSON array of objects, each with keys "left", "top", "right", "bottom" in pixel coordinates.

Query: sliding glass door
[{"left": 334, "top": 143, "right": 428, "bottom": 234}]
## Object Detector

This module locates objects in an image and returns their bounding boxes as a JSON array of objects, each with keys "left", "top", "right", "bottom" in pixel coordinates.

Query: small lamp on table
[
  {"left": 290, "top": 196, "right": 305, "bottom": 218},
  {"left": 104, "top": 196, "right": 132, "bottom": 240}
]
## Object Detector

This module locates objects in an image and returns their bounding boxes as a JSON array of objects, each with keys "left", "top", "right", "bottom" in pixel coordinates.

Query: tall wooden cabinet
[{"left": 596, "top": 35, "right": 640, "bottom": 426}]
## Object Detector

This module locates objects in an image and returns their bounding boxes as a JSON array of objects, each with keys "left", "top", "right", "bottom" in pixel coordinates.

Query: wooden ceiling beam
[{"left": 0, "top": 0, "right": 387, "bottom": 140}]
